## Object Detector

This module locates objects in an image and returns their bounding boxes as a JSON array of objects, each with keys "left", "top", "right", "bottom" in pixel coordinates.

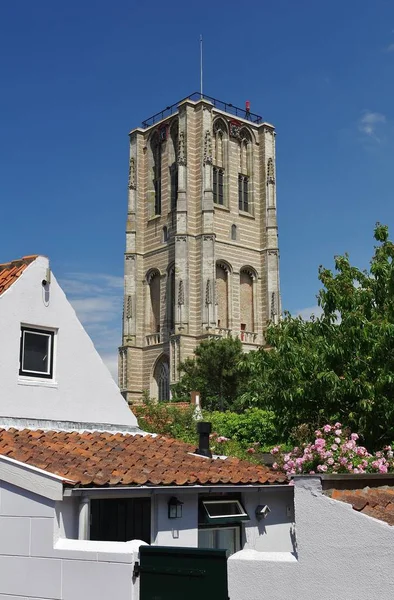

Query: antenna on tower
[{"left": 200, "top": 34, "right": 203, "bottom": 97}]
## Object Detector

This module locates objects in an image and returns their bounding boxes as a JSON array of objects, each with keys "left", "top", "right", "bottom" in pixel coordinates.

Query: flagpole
[{"left": 200, "top": 34, "right": 203, "bottom": 97}]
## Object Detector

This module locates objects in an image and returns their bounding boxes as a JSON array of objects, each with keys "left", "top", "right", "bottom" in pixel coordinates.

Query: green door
[{"left": 138, "top": 546, "right": 229, "bottom": 600}]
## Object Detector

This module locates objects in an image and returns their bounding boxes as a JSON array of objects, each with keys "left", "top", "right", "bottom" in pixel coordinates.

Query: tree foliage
[
  {"left": 241, "top": 224, "right": 394, "bottom": 448},
  {"left": 171, "top": 336, "right": 247, "bottom": 411}
]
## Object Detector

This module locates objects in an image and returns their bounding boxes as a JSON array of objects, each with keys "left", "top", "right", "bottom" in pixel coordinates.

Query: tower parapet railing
[{"left": 141, "top": 93, "right": 263, "bottom": 129}]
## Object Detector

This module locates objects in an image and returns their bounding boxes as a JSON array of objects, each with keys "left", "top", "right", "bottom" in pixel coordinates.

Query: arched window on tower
[
  {"left": 238, "top": 128, "right": 252, "bottom": 213},
  {"left": 240, "top": 268, "right": 254, "bottom": 336},
  {"left": 169, "top": 121, "right": 178, "bottom": 211},
  {"left": 216, "top": 262, "right": 230, "bottom": 329},
  {"left": 167, "top": 266, "right": 175, "bottom": 332},
  {"left": 147, "top": 270, "right": 161, "bottom": 334},
  {"left": 150, "top": 132, "right": 162, "bottom": 215},
  {"left": 231, "top": 224, "right": 237, "bottom": 241},
  {"left": 213, "top": 119, "right": 228, "bottom": 206},
  {"left": 154, "top": 357, "right": 170, "bottom": 402}
]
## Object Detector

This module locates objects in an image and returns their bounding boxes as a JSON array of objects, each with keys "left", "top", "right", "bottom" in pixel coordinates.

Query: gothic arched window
[
  {"left": 216, "top": 262, "right": 230, "bottom": 329},
  {"left": 147, "top": 270, "right": 161, "bottom": 333},
  {"left": 240, "top": 268, "right": 255, "bottom": 334},
  {"left": 169, "top": 121, "right": 178, "bottom": 211},
  {"left": 150, "top": 132, "right": 162, "bottom": 215},
  {"left": 213, "top": 119, "right": 228, "bottom": 206},
  {"left": 155, "top": 358, "right": 170, "bottom": 402},
  {"left": 231, "top": 224, "right": 237, "bottom": 240},
  {"left": 238, "top": 128, "right": 253, "bottom": 213}
]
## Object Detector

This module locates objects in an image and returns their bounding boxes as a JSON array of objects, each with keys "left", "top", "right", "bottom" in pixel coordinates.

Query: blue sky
[{"left": 1, "top": 1, "right": 394, "bottom": 378}]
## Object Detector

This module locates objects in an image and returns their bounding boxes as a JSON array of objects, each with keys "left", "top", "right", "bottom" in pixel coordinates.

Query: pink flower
[
  {"left": 247, "top": 447, "right": 256, "bottom": 454},
  {"left": 323, "top": 425, "right": 332, "bottom": 433},
  {"left": 284, "top": 454, "right": 291, "bottom": 462},
  {"left": 327, "top": 457, "right": 334, "bottom": 465},
  {"left": 334, "top": 437, "right": 341, "bottom": 444},
  {"left": 315, "top": 438, "right": 326, "bottom": 448},
  {"left": 272, "top": 462, "right": 279, "bottom": 470},
  {"left": 315, "top": 430, "right": 322, "bottom": 437},
  {"left": 309, "top": 470, "right": 316, "bottom": 475},
  {"left": 334, "top": 422, "right": 342, "bottom": 428},
  {"left": 331, "top": 444, "right": 338, "bottom": 451},
  {"left": 350, "top": 433, "right": 359, "bottom": 441},
  {"left": 217, "top": 436, "right": 229, "bottom": 443},
  {"left": 271, "top": 446, "right": 280, "bottom": 455},
  {"left": 379, "top": 464, "right": 388, "bottom": 474},
  {"left": 317, "top": 464, "right": 328, "bottom": 472},
  {"left": 335, "top": 429, "right": 342, "bottom": 436}
]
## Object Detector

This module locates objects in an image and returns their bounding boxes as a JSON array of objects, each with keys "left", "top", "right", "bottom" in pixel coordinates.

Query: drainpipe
[{"left": 78, "top": 496, "right": 90, "bottom": 540}]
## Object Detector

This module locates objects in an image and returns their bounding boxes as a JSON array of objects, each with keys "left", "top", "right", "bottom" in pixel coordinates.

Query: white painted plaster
[
  {"left": 0, "top": 480, "right": 145, "bottom": 600},
  {"left": 0, "top": 256, "right": 137, "bottom": 428},
  {"left": 242, "top": 489, "right": 295, "bottom": 552},
  {"left": 228, "top": 477, "right": 394, "bottom": 600},
  {"left": 154, "top": 494, "right": 198, "bottom": 547}
]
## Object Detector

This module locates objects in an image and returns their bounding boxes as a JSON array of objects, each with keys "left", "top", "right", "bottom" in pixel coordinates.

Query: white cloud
[
  {"left": 60, "top": 271, "right": 123, "bottom": 382},
  {"left": 358, "top": 111, "right": 386, "bottom": 140},
  {"left": 295, "top": 305, "right": 323, "bottom": 320},
  {"left": 69, "top": 297, "right": 119, "bottom": 324}
]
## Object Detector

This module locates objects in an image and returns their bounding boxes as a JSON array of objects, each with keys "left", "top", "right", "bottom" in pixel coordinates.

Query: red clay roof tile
[
  {"left": 0, "top": 428, "right": 286, "bottom": 488},
  {"left": 330, "top": 486, "right": 394, "bottom": 526},
  {"left": 0, "top": 256, "right": 38, "bottom": 295}
]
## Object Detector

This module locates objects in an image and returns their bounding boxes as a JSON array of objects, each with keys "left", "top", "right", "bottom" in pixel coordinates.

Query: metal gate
[{"left": 136, "top": 545, "right": 229, "bottom": 600}]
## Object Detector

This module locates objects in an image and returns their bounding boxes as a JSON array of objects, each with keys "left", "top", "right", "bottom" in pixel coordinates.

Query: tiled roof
[
  {"left": 0, "top": 428, "right": 286, "bottom": 487},
  {"left": 0, "top": 256, "right": 38, "bottom": 295},
  {"left": 331, "top": 487, "right": 394, "bottom": 526}
]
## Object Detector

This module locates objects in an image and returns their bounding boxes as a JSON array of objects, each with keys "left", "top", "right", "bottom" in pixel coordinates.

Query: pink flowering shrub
[{"left": 271, "top": 423, "right": 394, "bottom": 475}]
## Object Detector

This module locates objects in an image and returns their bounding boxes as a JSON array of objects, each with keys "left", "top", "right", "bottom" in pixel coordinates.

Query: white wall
[
  {"left": 0, "top": 256, "right": 137, "bottom": 428},
  {"left": 0, "top": 479, "right": 144, "bottom": 600},
  {"left": 228, "top": 477, "right": 394, "bottom": 600},
  {"left": 243, "top": 488, "right": 295, "bottom": 552},
  {"left": 154, "top": 494, "right": 198, "bottom": 547}
]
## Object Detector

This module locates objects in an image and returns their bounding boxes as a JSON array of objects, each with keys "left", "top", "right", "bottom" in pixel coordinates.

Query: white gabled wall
[
  {"left": 0, "top": 479, "right": 143, "bottom": 600},
  {"left": 228, "top": 477, "right": 394, "bottom": 600},
  {"left": 0, "top": 256, "right": 137, "bottom": 428}
]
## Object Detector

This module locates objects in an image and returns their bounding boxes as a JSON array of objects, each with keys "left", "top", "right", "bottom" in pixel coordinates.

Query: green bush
[
  {"left": 134, "top": 402, "right": 198, "bottom": 445},
  {"left": 206, "top": 408, "right": 278, "bottom": 449}
]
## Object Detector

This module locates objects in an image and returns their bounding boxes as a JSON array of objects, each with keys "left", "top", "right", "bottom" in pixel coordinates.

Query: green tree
[
  {"left": 172, "top": 336, "right": 246, "bottom": 411},
  {"left": 241, "top": 223, "right": 394, "bottom": 448}
]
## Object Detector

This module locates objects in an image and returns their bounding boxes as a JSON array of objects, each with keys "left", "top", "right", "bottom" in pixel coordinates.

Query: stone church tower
[{"left": 119, "top": 94, "right": 280, "bottom": 404}]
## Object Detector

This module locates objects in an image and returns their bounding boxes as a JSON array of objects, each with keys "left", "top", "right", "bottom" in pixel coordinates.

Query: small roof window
[{"left": 200, "top": 499, "right": 249, "bottom": 524}]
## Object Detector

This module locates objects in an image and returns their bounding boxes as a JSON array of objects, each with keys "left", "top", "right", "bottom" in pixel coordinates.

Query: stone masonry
[{"left": 119, "top": 95, "right": 280, "bottom": 403}]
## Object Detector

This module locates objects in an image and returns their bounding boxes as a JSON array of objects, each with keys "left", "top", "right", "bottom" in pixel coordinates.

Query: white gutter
[{"left": 64, "top": 484, "right": 290, "bottom": 497}]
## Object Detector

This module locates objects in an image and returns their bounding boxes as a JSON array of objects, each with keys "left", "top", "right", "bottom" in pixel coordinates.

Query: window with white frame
[{"left": 19, "top": 326, "right": 55, "bottom": 379}]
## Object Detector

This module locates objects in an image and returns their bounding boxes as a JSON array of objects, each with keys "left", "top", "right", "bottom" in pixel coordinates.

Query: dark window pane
[
  {"left": 155, "top": 179, "right": 161, "bottom": 214},
  {"left": 243, "top": 177, "right": 248, "bottom": 212},
  {"left": 213, "top": 167, "right": 217, "bottom": 203},
  {"left": 23, "top": 332, "right": 50, "bottom": 373},
  {"left": 218, "top": 170, "right": 224, "bottom": 205},
  {"left": 238, "top": 175, "right": 243, "bottom": 210}
]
